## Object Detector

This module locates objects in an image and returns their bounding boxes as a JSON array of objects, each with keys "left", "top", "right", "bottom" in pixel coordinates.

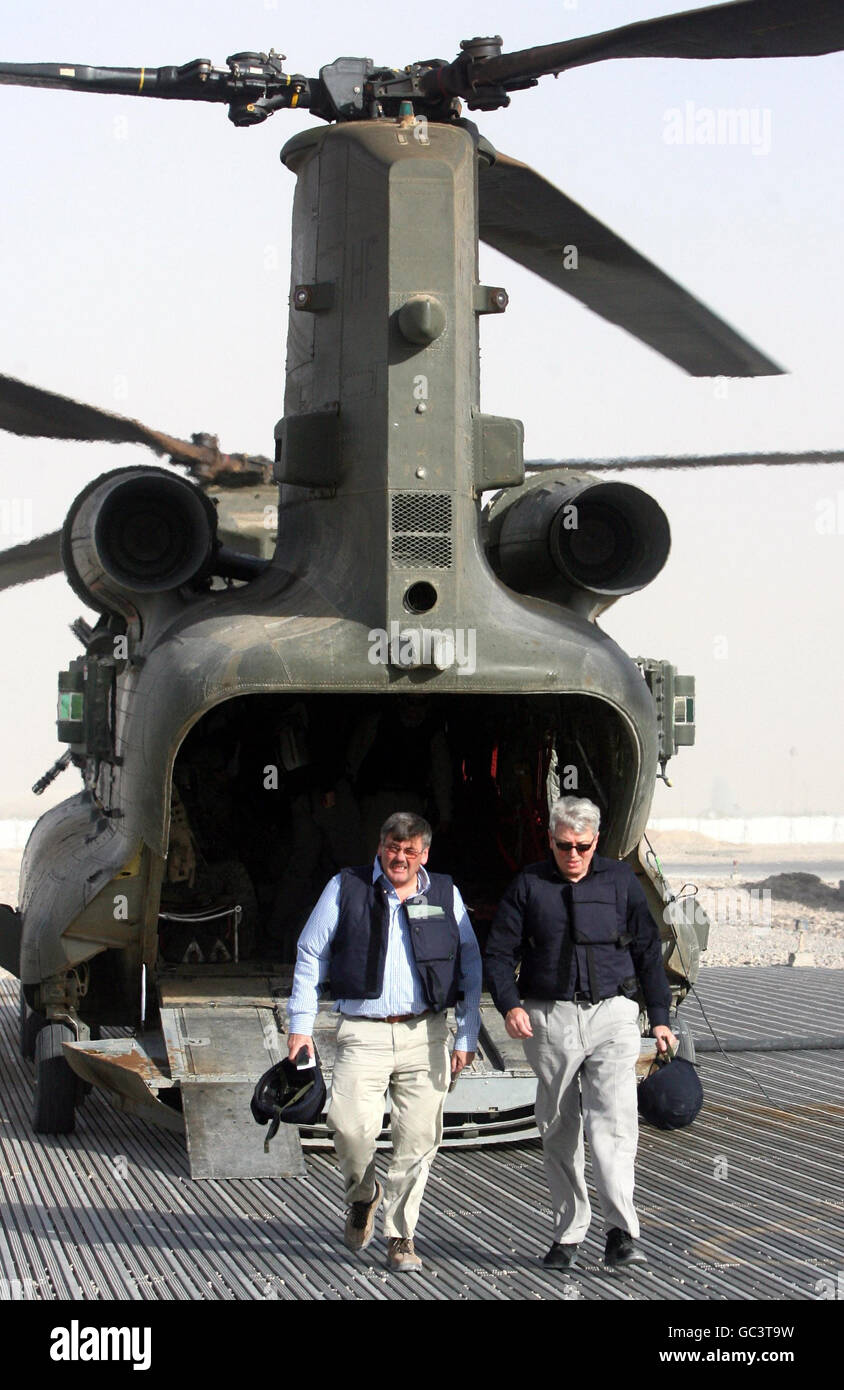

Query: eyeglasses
[
  {"left": 382, "top": 841, "right": 424, "bottom": 861},
  {"left": 553, "top": 839, "right": 595, "bottom": 855}
]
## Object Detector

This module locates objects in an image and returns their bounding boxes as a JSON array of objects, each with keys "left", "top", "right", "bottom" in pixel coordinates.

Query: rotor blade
[
  {"left": 0, "top": 59, "right": 225, "bottom": 101},
  {"left": 0, "top": 531, "right": 62, "bottom": 592},
  {"left": 0, "top": 58, "right": 312, "bottom": 124},
  {"left": 479, "top": 154, "right": 781, "bottom": 377},
  {"left": 0, "top": 373, "right": 216, "bottom": 468},
  {"left": 526, "top": 451, "right": 844, "bottom": 472},
  {"left": 464, "top": 1, "right": 844, "bottom": 89}
]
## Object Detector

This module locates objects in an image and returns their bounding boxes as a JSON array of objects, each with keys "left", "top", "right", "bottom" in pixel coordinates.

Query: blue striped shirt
[{"left": 288, "top": 858, "right": 482, "bottom": 1051}]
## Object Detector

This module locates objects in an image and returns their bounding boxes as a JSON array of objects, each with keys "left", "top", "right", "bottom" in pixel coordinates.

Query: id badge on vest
[{"left": 405, "top": 903, "right": 447, "bottom": 922}]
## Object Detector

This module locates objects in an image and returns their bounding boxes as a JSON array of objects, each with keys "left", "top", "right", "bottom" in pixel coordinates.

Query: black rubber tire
[
  {"left": 32, "top": 1023, "right": 78, "bottom": 1134},
  {"left": 19, "top": 987, "right": 48, "bottom": 1062}
]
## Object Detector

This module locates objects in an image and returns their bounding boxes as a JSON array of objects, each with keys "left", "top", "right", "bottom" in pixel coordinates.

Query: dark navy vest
[
  {"left": 515, "top": 857, "right": 636, "bottom": 1003},
  {"left": 329, "top": 865, "right": 461, "bottom": 1012}
]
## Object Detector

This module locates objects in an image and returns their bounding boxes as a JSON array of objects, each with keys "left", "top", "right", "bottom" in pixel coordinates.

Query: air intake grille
[{"left": 390, "top": 493, "right": 453, "bottom": 569}]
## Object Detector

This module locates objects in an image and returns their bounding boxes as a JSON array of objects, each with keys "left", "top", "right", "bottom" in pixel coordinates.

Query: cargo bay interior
[{"left": 159, "top": 692, "right": 637, "bottom": 967}]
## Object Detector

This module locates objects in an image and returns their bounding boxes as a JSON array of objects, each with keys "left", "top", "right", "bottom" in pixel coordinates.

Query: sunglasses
[
  {"left": 553, "top": 839, "right": 595, "bottom": 855},
  {"left": 382, "top": 841, "right": 424, "bottom": 861}
]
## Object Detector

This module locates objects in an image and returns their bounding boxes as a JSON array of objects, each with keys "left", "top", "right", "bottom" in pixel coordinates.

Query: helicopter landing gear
[
  {"left": 18, "top": 985, "right": 48, "bottom": 1062},
  {"left": 32, "top": 1022, "right": 80, "bottom": 1134}
]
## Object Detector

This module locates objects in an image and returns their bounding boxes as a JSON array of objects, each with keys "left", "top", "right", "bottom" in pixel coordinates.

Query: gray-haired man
[
  {"left": 485, "top": 796, "right": 676, "bottom": 1269},
  {"left": 287, "top": 811, "right": 482, "bottom": 1272}
]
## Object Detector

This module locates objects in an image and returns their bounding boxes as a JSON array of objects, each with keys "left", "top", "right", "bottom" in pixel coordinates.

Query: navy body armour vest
[
  {"left": 515, "top": 859, "right": 635, "bottom": 1002},
  {"left": 329, "top": 866, "right": 461, "bottom": 1012}
]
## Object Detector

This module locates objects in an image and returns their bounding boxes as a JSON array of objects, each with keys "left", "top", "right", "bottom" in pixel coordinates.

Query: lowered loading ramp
[
  {"left": 157, "top": 973, "right": 305, "bottom": 1180},
  {"left": 64, "top": 969, "right": 307, "bottom": 1179},
  {"left": 62, "top": 966, "right": 543, "bottom": 1176}
]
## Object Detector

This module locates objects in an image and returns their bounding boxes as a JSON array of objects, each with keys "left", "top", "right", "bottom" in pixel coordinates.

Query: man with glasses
[
  {"left": 485, "top": 796, "right": 676, "bottom": 1270},
  {"left": 287, "top": 810, "right": 481, "bottom": 1272}
]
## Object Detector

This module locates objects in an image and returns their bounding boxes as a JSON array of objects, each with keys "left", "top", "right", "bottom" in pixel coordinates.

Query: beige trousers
[
  {"left": 326, "top": 1012, "right": 450, "bottom": 1238},
  {"left": 523, "top": 995, "right": 642, "bottom": 1244}
]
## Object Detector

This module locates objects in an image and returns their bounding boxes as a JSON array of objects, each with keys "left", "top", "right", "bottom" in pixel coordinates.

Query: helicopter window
[{"left": 58, "top": 692, "right": 84, "bottom": 721}]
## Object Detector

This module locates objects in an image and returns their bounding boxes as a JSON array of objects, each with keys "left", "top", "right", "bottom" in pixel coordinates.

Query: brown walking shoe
[
  {"left": 343, "top": 1180, "right": 383, "bottom": 1252},
  {"left": 386, "top": 1236, "right": 423, "bottom": 1272}
]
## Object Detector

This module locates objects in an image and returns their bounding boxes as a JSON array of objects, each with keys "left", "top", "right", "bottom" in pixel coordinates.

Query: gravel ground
[
  {"left": 670, "top": 875, "right": 844, "bottom": 969},
  {"left": 651, "top": 833, "right": 844, "bottom": 969}
]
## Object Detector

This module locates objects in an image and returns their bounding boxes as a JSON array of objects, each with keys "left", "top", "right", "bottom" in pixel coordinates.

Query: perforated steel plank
[{"left": 1, "top": 967, "right": 842, "bottom": 1302}]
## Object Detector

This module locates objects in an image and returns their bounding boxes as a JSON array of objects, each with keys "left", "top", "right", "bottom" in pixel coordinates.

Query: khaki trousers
[
  {"left": 522, "top": 995, "right": 642, "bottom": 1243},
  {"left": 326, "top": 1012, "right": 450, "bottom": 1238}
]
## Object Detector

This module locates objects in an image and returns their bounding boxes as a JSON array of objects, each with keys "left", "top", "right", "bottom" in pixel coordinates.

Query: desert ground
[{"left": 646, "top": 831, "right": 844, "bottom": 968}]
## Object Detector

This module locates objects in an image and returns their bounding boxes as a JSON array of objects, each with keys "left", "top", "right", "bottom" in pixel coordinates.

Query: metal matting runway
[{"left": 1, "top": 967, "right": 842, "bottom": 1301}]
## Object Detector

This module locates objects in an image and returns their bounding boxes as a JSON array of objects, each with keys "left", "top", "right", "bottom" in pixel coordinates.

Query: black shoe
[
  {"left": 604, "top": 1227, "right": 647, "bottom": 1267},
  {"left": 542, "top": 1242, "right": 579, "bottom": 1269}
]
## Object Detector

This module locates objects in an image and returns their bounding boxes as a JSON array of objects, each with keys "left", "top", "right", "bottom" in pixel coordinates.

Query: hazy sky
[{"left": 1, "top": 0, "right": 842, "bottom": 820}]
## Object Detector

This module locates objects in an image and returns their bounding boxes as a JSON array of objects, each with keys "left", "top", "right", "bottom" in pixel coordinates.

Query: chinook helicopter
[{"left": 1, "top": 0, "right": 843, "bottom": 1178}]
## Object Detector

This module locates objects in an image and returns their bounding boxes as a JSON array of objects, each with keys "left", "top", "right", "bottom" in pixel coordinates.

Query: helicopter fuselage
[{"left": 16, "top": 119, "right": 691, "bottom": 1091}]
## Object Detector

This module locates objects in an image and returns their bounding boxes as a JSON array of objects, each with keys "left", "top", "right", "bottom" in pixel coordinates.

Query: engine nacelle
[
  {"left": 486, "top": 471, "right": 671, "bottom": 619},
  {"left": 61, "top": 467, "right": 218, "bottom": 614}
]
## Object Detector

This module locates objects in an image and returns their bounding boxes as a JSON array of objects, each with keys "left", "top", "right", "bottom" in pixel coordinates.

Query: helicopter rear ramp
[
  {"left": 61, "top": 966, "right": 541, "bottom": 1174},
  {"left": 156, "top": 972, "right": 305, "bottom": 1179},
  {"left": 58, "top": 969, "right": 309, "bottom": 1178}
]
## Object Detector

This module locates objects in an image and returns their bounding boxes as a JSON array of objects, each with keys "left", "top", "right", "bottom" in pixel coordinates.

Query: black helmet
[
  {"left": 637, "top": 1054, "right": 703, "bottom": 1130},
  {"left": 251, "top": 1045, "right": 327, "bottom": 1149}
]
